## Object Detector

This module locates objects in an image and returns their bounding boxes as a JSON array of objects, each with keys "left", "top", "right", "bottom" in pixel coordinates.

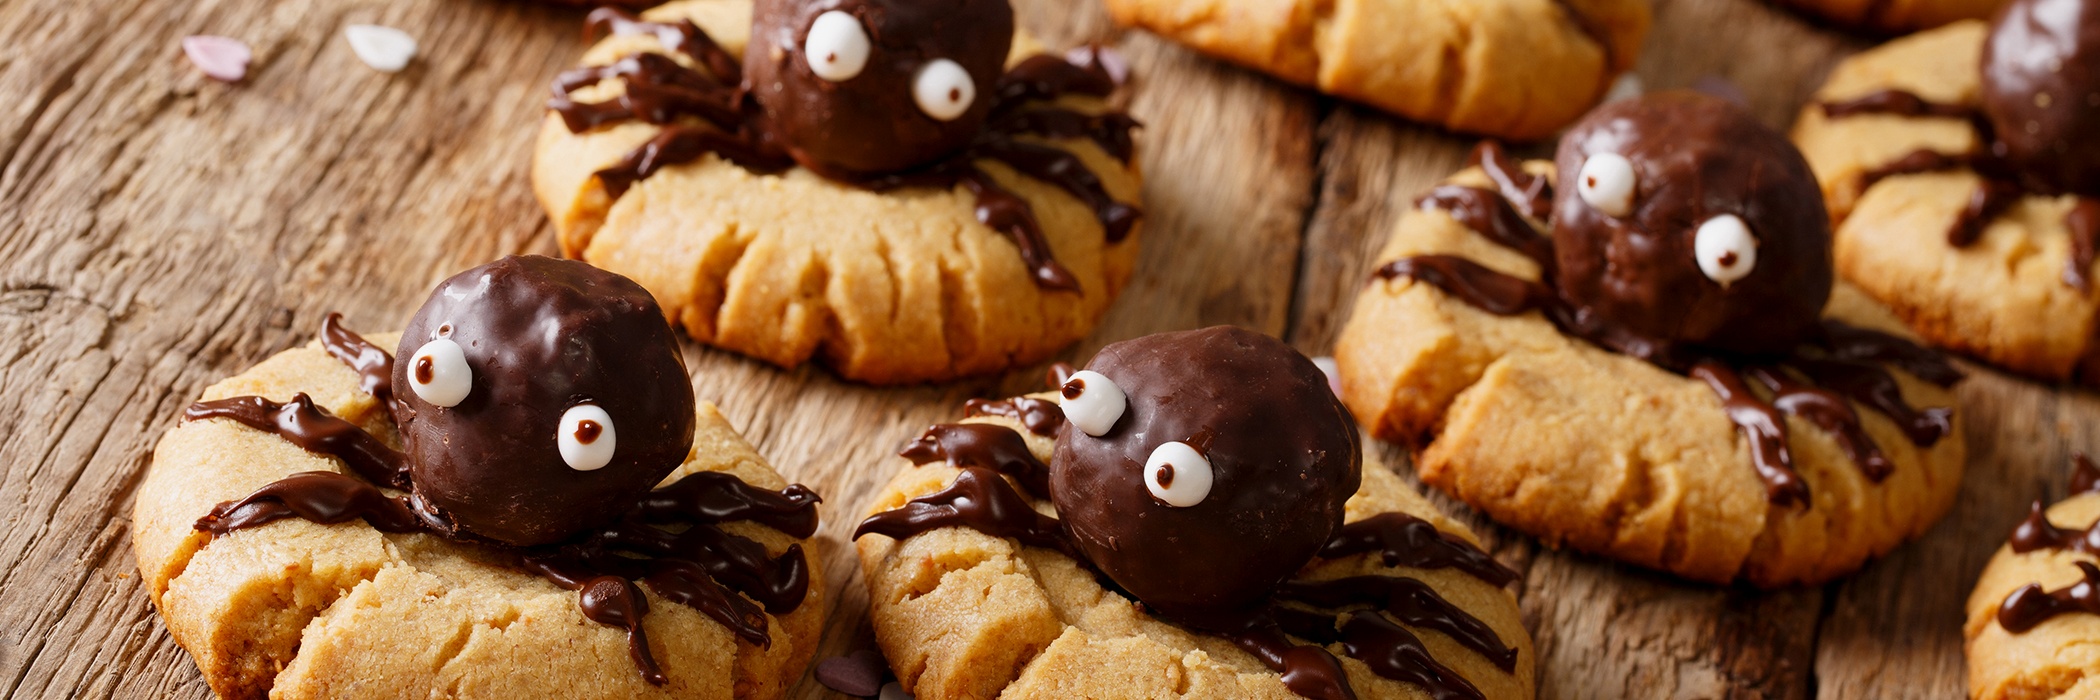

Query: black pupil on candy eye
[
  {"left": 1719, "top": 251, "right": 1740, "bottom": 267},
  {"left": 1062, "top": 379, "right": 1085, "bottom": 399},
  {"left": 415, "top": 356, "right": 434, "bottom": 384},
  {"left": 576, "top": 420, "right": 603, "bottom": 445},
  {"left": 1155, "top": 463, "right": 1175, "bottom": 488},
  {"left": 1586, "top": 176, "right": 1597, "bottom": 188},
  {"left": 825, "top": 52, "right": 836, "bottom": 64},
  {"left": 437, "top": 323, "right": 452, "bottom": 336},
  {"left": 948, "top": 87, "right": 961, "bottom": 102}
]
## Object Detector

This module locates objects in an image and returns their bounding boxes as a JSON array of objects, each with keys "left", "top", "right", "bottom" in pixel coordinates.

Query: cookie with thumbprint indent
[
  {"left": 132, "top": 256, "right": 825, "bottom": 699},
  {"left": 532, "top": 0, "right": 1143, "bottom": 384},
  {"left": 854, "top": 327, "right": 1535, "bottom": 700},
  {"left": 1965, "top": 457, "right": 2100, "bottom": 700},
  {"left": 1100, "top": 0, "right": 1650, "bottom": 141},
  {"left": 1336, "top": 92, "right": 1967, "bottom": 587},
  {"left": 1793, "top": 0, "right": 2100, "bottom": 386},
  {"left": 1765, "top": 0, "right": 2005, "bottom": 34}
]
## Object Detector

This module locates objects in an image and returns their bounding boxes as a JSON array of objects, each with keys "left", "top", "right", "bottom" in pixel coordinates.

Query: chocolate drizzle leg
[
  {"left": 1743, "top": 366, "right": 1894, "bottom": 481},
  {"left": 853, "top": 467, "right": 1069, "bottom": 552},
  {"left": 899, "top": 423, "right": 1054, "bottom": 497},
  {"left": 548, "top": 11, "right": 1140, "bottom": 292},
  {"left": 320, "top": 313, "right": 394, "bottom": 402},
  {"left": 1999, "top": 561, "right": 2100, "bottom": 632},
  {"left": 962, "top": 396, "right": 1066, "bottom": 436},
  {"left": 578, "top": 576, "right": 667, "bottom": 685},
  {"left": 184, "top": 394, "right": 410, "bottom": 489},
  {"left": 195, "top": 471, "right": 427, "bottom": 535},
  {"left": 1277, "top": 576, "right": 1517, "bottom": 671},
  {"left": 1318, "top": 513, "right": 1519, "bottom": 587},
  {"left": 2009, "top": 500, "right": 2100, "bottom": 555},
  {"left": 1224, "top": 611, "right": 1356, "bottom": 700},
  {"left": 1690, "top": 362, "right": 1811, "bottom": 506}
]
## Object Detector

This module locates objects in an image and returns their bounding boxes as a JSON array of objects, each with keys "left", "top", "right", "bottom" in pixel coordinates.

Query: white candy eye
[
  {"left": 1577, "top": 152, "right": 1637, "bottom": 217},
  {"left": 558, "top": 404, "right": 617, "bottom": 472},
  {"left": 408, "top": 337, "right": 471, "bottom": 407},
  {"left": 1694, "top": 214, "right": 1759, "bottom": 287},
  {"left": 913, "top": 59, "right": 975, "bottom": 121},
  {"left": 803, "top": 11, "right": 870, "bottom": 82},
  {"left": 1059, "top": 370, "right": 1126, "bottom": 436},
  {"left": 1144, "top": 441, "right": 1213, "bottom": 508}
]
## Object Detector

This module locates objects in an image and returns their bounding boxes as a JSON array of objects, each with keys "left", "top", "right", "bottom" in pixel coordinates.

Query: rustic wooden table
[{"left": 1, "top": 0, "right": 2088, "bottom": 696}]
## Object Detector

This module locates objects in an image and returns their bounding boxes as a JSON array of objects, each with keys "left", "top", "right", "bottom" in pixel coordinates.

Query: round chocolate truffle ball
[
  {"left": 744, "top": 0, "right": 1014, "bottom": 176},
  {"left": 1551, "top": 91, "right": 1833, "bottom": 360},
  {"left": 391, "top": 255, "right": 696, "bottom": 547},
  {"left": 1048, "top": 326, "right": 1361, "bottom": 629},
  {"left": 1982, "top": 0, "right": 2100, "bottom": 197}
]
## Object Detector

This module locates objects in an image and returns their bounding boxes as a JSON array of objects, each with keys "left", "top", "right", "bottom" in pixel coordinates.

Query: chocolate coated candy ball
[
  {"left": 1552, "top": 91, "right": 1833, "bottom": 359},
  {"left": 1049, "top": 327, "right": 1361, "bottom": 628},
  {"left": 1983, "top": 0, "right": 2100, "bottom": 196},
  {"left": 392, "top": 255, "right": 696, "bottom": 547},
  {"left": 744, "top": 0, "right": 1014, "bottom": 176}
]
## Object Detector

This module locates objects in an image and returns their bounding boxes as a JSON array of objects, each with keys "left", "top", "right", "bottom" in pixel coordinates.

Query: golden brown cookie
[
  {"left": 1793, "top": 20, "right": 2100, "bottom": 385},
  {"left": 1766, "top": 0, "right": 2005, "bottom": 34},
  {"left": 532, "top": 0, "right": 1144, "bottom": 384},
  {"left": 1965, "top": 462, "right": 2100, "bottom": 700},
  {"left": 1101, "top": 0, "right": 1650, "bottom": 140},
  {"left": 132, "top": 331, "right": 826, "bottom": 699},
  {"left": 1334, "top": 151, "right": 1966, "bottom": 587},
  {"left": 853, "top": 395, "right": 1535, "bottom": 699}
]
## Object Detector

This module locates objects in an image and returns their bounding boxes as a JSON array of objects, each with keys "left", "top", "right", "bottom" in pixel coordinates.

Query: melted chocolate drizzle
[
  {"left": 899, "top": 422, "right": 1054, "bottom": 497},
  {"left": 320, "top": 313, "right": 394, "bottom": 403},
  {"left": 1319, "top": 513, "right": 1519, "bottom": 588},
  {"left": 184, "top": 394, "right": 410, "bottom": 490},
  {"left": 188, "top": 321, "right": 818, "bottom": 684},
  {"left": 1375, "top": 148, "right": 1960, "bottom": 506},
  {"left": 2000, "top": 561, "right": 2100, "bottom": 633},
  {"left": 551, "top": 12, "right": 1141, "bottom": 292},
  {"left": 858, "top": 420, "right": 1520, "bottom": 699},
  {"left": 963, "top": 396, "right": 1066, "bottom": 436},
  {"left": 1993, "top": 459, "right": 2100, "bottom": 633},
  {"left": 1824, "top": 90, "right": 2100, "bottom": 291},
  {"left": 853, "top": 466, "right": 1070, "bottom": 552}
]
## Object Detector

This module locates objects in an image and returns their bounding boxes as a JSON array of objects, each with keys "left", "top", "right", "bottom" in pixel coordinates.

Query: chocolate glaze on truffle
[
  {"left": 1982, "top": 0, "right": 2100, "bottom": 197},
  {"left": 392, "top": 255, "right": 696, "bottom": 547},
  {"left": 1050, "top": 326, "right": 1361, "bottom": 628},
  {"left": 1552, "top": 91, "right": 1834, "bottom": 359},
  {"left": 745, "top": 0, "right": 1015, "bottom": 176}
]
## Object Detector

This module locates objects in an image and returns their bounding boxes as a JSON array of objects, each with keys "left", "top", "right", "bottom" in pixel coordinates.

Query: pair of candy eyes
[
  {"left": 803, "top": 11, "right": 976, "bottom": 121},
  {"left": 1574, "top": 153, "right": 1759, "bottom": 288},
  {"left": 407, "top": 337, "right": 616, "bottom": 473},
  {"left": 1061, "top": 371, "right": 1214, "bottom": 508}
]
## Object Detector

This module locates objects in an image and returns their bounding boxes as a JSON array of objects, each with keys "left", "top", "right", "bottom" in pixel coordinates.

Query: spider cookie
[
  {"left": 1101, "top": 0, "right": 1650, "bottom": 141},
  {"left": 1335, "top": 92, "right": 1967, "bottom": 587},
  {"left": 1765, "top": 0, "right": 2005, "bottom": 34},
  {"left": 132, "top": 256, "right": 826, "bottom": 698},
  {"left": 1965, "top": 457, "right": 2100, "bottom": 699},
  {"left": 533, "top": 0, "right": 1142, "bottom": 384},
  {"left": 854, "top": 327, "right": 1535, "bottom": 700},
  {"left": 1794, "top": 0, "right": 2100, "bottom": 385}
]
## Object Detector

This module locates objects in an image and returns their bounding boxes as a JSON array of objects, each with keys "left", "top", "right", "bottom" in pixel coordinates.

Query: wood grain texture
[{"left": 0, "top": 0, "right": 2082, "bottom": 697}]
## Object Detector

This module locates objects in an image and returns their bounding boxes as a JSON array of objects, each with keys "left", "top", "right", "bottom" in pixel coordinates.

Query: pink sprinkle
[
  {"left": 183, "top": 35, "right": 252, "bottom": 83},
  {"left": 1313, "top": 356, "right": 1341, "bottom": 397},
  {"left": 1066, "top": 45, "right": 1131, "bottom": 86}
]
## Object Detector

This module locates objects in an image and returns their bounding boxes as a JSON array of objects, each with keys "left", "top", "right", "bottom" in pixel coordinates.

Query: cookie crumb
[{"left": 344, "top": 25, "right": 416, "bottom": 73}]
